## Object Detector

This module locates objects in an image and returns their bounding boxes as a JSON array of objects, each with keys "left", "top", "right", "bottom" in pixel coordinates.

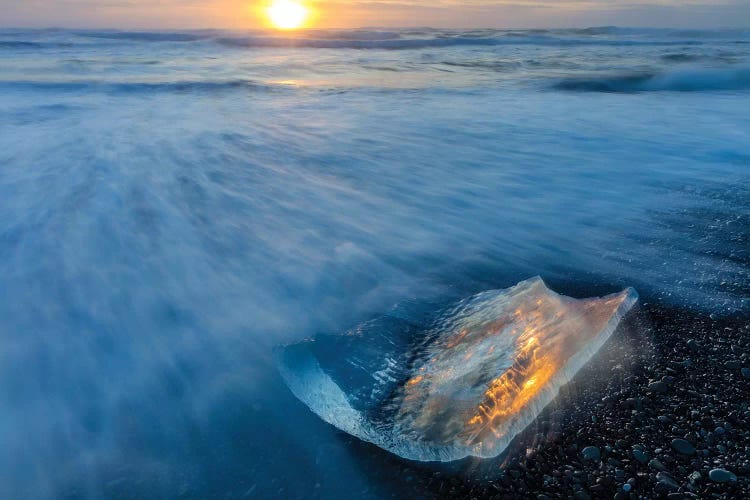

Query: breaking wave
[
  {"left": 0, "top": 40, "right": 71, "bottom": 49},
  {"left": 553, "top": 66, "right": 750, "bottom": 92},
  {"left": 76, "top": 31, "right": 208, "bottom": 42},
  {"left": 0, "top": 79, "right": 274, "bottom": 94},
  {"left": 0, "top": 41, "right": 43, "bottom": 49}
]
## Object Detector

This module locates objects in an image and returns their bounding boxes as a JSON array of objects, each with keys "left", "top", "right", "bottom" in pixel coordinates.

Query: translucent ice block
[{"left": 277, "top": 277, "right": 638, "bottom": 462}]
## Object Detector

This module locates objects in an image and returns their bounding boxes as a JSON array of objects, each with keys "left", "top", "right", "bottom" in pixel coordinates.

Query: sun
[{"left": 266, "top": 0, "right": 310, "bottom": 30}]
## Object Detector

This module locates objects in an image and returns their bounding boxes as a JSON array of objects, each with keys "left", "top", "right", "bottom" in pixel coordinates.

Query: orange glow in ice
[
  {"left": 394, "top": 279, "right": 632, "bottom": 457},
  {"left": 462, "top": 294, "right": 628, "bottom": 445}
]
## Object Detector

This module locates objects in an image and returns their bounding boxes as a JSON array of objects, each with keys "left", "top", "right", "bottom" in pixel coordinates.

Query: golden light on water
[{"left": 266, "top": 0, "right": 310, "bottom": 29}]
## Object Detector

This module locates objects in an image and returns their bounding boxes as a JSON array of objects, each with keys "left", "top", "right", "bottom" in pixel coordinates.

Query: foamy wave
[{"left": 554, "top": 66, "right": 750, "bottom": 92}]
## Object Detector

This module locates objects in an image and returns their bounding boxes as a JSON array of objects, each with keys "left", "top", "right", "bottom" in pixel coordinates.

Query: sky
[{"left": 1, "top": 0, "right": 749, "bottom": 29}]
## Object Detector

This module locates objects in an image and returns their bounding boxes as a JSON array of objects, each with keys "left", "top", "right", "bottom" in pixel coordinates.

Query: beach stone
[
  {"left": 671, "top": 438, "right": 695, "bottom": 455},
  {"left": 708, "top": 468, "right": 737, "bottom": 483},
  {"left": 632, "top": 449, "right": 649, "bottom": 463},
  {"left": 649, "top": 459, "right": 667, "bottom": 472},
  {"left": 648, "top": 381, "right": 668, "bottom": 393},
  {"left": 624, "top": 398, "right": 639, "bottom": 409},
  {"left": 581, "top": 446, "right": 601, "bottom": 462},
  {"left": 741, "top": 367, "right": 750, "bottom": 378},
  {"left": 686, "top": 339, "right": 699, "bottom": 352},
  {"left": 655, "top": 472, "right": 680, "bottom": 492}
]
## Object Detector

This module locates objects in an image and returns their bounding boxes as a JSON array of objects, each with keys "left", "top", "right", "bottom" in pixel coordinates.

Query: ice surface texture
[{"left": 277, "top": 277, "right": 637, "bottom": 462}]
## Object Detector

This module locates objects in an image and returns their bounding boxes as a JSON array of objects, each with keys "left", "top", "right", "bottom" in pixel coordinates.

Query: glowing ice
[{"left": 277, "top": 277, "right": 637, "bottom": 462}]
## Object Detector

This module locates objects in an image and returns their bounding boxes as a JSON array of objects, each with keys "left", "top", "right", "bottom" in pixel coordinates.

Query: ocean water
[{"left": 0, "top": 27, "right": 748, "bottom": 498}]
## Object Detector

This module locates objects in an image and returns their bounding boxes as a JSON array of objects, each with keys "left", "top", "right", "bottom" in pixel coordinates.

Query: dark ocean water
[{"left": 0, "top": 27, "right": 748, "bottom": 498}]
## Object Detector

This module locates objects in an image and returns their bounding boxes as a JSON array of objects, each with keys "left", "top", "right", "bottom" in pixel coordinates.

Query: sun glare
[{"left": 267, "top": 0, "right": 309, "bottom": 30}]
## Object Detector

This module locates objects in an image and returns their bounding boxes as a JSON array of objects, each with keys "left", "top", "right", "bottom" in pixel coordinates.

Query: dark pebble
[
  {"left": 649, "top": 459, "right": 667, "bottom": 472},
  {"left": 725, "top": 360, "right": 741, "bottom": 370},
  {"left": 581, "top": 446, "right": 601, "bottom": 461},
  {"left": 671, "top": 438, "right": 695, "bottom": 455},
  {"left": 648, "top": 381, "right": 669, "bottom": 393},
  {"left": 709, "top": 468, "right": 737, "bottom": 483},
  {"left": 656, "top": 472, "right": 680, "bottom": 492},
  {"left": 632, "top": 449, "right": 649, "bottom": 463}
]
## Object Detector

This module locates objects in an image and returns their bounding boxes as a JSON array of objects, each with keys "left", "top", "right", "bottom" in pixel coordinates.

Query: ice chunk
[{"left": 277, "top": 277, "right": 637, "bottom": 462}]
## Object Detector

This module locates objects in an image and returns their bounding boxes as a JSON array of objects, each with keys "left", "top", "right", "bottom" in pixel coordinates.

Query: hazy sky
[{"left": 1, "top": 0, "right": 749, "bottom": 29}]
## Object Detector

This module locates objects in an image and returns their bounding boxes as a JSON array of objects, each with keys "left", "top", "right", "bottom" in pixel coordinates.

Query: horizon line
[{"left": 2, "top": 24, "right": 749, "bottom": 32}]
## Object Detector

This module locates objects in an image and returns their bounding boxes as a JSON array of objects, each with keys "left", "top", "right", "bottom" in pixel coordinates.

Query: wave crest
[
  {"left": 0, "top": 79, "right": 273, "bottom": 94},
  {"left": 553, "top": 66, "right": 750, "bottom": 92},
  {"left": 76, "top": 31, "right": 207, "bottom": 42}
]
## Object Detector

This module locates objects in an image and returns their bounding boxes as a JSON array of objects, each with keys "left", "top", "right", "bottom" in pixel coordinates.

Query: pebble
[
  {"left": 632, "top": 449, "right": 649, "bottom": 463},
  {"left": 671, "top": 438, "right": 695, "bottom": 455},
  {"left": 648, "top": 381, "right": 669, "bottom": 393},
  {"left": 649, "top": 459, "right": 667, "bottom": 472},
  {"left": 686, "top": 339, "right": 699, "bottom": 352},
  {"left": 709, "top": 468, "right": 737, "bottom": 483},
  {"left": 581, "top": 446, "right": 601, "bottom": 461},
  {"left": 656, "top": 472, "right": 680, "bottom": 492},
  {"left": 725, "top": 360, "right": 741, "bottom": 370},
  {"left": 742, "top": 367, "right": 750, "bottom": 378}
]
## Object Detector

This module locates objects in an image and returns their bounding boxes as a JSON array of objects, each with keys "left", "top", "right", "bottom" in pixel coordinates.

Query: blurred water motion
[{"left": 0, "top": 26, "right": 748, "bottom": 499}]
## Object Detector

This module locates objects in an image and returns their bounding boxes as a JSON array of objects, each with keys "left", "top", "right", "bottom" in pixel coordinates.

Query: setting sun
[{"left": 266, "top": 0, "right": 309, "bottom": 30}]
